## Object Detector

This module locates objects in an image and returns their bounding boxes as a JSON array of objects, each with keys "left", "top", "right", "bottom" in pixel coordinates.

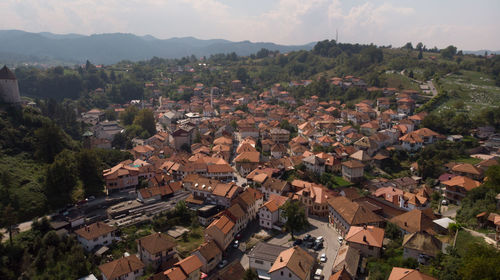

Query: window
[
  {"left": 369, "top": 246, "right": 373, "bottom": 250},
  {"left": 255, "top": 260, "right": 264, "bottom": 265},
  {"left": 289, "top": 273, "right": 292, "bottom": 277},
  {"left": 281, "top": 271, "right": 283, "bottom": 276}
]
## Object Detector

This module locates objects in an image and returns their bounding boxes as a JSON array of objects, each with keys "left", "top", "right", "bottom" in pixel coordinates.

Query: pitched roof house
[
  {"left": 268, "top": 246, "right": 316, "bottom": 280},
  {"left": 99, "top": 255, "right": 145, "bottom": 280}
]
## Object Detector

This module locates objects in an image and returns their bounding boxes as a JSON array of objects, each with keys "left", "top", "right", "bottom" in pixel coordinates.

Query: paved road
[
  {"left": 440, "top": 205, "right": 458, "bottom": 218},
  {"left": 463, "top": 228, "right": 498, "bottom": 247},
  {"left": 427, "top": 80, "right": 438, "bottom": 97}
]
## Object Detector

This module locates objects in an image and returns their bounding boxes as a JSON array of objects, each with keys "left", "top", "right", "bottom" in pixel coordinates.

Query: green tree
[
  {"left": 1, "top": 204, "right": 17, "bottom": 246},
  {"left": 281, "top": 200, "right": 308, "bottom": 239},
  {"left": 236, "top": 67, "right": 249, "bottom": 84},
  {"left": 133, "top": 109, "right": 156, "bottom": 136},
  {"left": 119, "top": 105, "right": 138, "bottom": 126},
  {"left": 34, "top": 122, "right": 71, "bottom": 163},
  {"left": 441, "top": 45, "right": 457, "bottom": 59},
  {"left": 44, "top": 150, "right": 79, "bottom": 208},
  {"left": 76, "top": 149, "right": 104, "bottom": 196},
  {"left": 403, "top": 42, "right": 413, "bottom": 49},
  {"left": 243, "top": 268, "right": 259, "bottom": 280}
]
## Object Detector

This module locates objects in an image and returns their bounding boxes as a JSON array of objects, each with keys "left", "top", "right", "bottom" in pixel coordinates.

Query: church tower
[{"left": 0, "top": 65, "right": 21, "bottom": 104}]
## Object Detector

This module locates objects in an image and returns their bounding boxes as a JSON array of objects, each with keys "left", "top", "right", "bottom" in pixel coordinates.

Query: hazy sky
[{"left": 1, "top": 0, "right": 499, "bottom": 50}]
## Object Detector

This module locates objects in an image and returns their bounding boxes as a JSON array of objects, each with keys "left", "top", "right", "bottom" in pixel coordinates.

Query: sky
[{"left": 1, "top": 0, "right": 499, "bottom": 50}]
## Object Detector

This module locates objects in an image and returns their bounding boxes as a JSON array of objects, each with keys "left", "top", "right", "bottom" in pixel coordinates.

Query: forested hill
[{"left": 0, "top": 30, "right": 315, "bottom": 65}]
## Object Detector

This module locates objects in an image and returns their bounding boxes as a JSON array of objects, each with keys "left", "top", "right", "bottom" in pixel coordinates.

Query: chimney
[
  {"left": 363, "top": 224, "right": 367, "bottom": 230},
  {"left": 404, "top": 221, "right": 408, "bottom": 227},
  {"left": 363, "top": 235, "right": 367, "bottom": 242},
  {"left": 280, "top": 256, "right": 283, "bottom": 262}
]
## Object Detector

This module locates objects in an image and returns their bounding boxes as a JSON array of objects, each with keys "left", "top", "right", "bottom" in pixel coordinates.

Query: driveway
[
  {"left": 440, "top": 204, "right": 458, "bottom": 218},
  {"left": 427, "top": 80, "right": 438, "bottom": 97}
]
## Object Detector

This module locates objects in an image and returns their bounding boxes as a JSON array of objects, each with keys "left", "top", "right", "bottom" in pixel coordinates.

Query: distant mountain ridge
[{"left": 0, "top": 30, "right": 315, "bottom": 65}]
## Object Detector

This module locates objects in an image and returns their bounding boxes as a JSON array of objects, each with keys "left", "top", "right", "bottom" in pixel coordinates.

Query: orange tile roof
[
  {"left": 137, "top": 233, "right": 176, "bottom": 255},
  {"left": 99, "top": 255, "right": 144, "bottom": 280},
  {"left": 207, "top": 215, "right": 235, "bottom": 235},
  {"left": 262, "top": 194, "right": 289, "bottom": 212},
  {"left": 345, "top": 226, "right": 384, "bottom": 248},
  {"left": 388, "top": 267, "right": 437, "bottom": 280},
  {"left": 176, "top": 255, "right": 203, "bottom": 275},
  {"left": 441, "top": 176, "right": 481, "bottom": 191},
  {"left": 269, "top": 246, "right": 315, "bottom": 280},
  {"left": 75, "top": 222, "right": 115, "bottom": 240}
]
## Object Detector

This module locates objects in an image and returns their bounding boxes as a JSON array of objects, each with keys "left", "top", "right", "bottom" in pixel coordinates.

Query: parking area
[{"left": 262, "top": 216, "right": 341, "bottom": 279}]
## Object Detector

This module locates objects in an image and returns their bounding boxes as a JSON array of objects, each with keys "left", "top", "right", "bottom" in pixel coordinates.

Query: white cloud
[{"left": 0, "top": 0, "right": 498, "bottom": 50}]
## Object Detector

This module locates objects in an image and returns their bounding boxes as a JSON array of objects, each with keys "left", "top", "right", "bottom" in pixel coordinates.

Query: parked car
[
  {"left": 87, "top": 195, "right": 96, "bottom": 201},
  {"left": 316, "top": 236, "right": 324, "bottom": 243},
  {"left": 304, "top": 234, "right": 312, "bottom": 241},
  {"left": 306, "top": 241, "right": 315, "bottom": 248},
  {"left": 235, "top": 233, "right": 242, "bottom": 240},
  {"left": 233, "top": 240, "right": 239, "bottom": 248},
  {"left": 441, "top": 200, "right": 448, "bottom": 206},
  {"left": 313, "top": 268, "right": 323, "bottom": 280},
  {"left": 218, "top": 260, "right": 228, "bottom": 269},
  {"left": 320, "top": 253, "right": 327, "bottom": 262},
  {"left": 293, "top": 239, "right": 303, "bottom": 246},
  {"left": 313, "top": 242, "right": 323, "bottom": 250},
  {"left": 338, "top": 236, "right": 343, "bottom": 244}
]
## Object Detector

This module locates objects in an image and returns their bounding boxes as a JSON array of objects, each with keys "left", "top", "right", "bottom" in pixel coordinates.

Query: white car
[
  {"left": 316, "top": 236, "right": 324, "bottom": 243},
  {"left": 338, "top": 236, "right": 343, "bottom": 244},
  {"left": 320, "top": 253, "right": 327, "bottom": 262},
  {"left": 313, "top": 268, "right": 323, "bottom": 280},
  {"left": 233, "top": 240, "right": 239, "bottom": 248}
]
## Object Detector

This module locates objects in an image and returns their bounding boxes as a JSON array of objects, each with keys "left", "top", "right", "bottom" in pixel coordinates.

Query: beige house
[
  {"left": 164, "top": 255, "right": 203, "bottom": 280},
  {"left": 136, "top": 233, "right": 177, "bottom": 269},
  {"left": 75, "top": 222, "right": 116, "bottom": 251},
  {"left": 268, "top": 246, "right": 315, "bottom": 280},
  {"left": 402, "top": 232, "right": 442, "bottom": 264},
  {"left": 192, "top": 240, "right": 222, "bottom": 274},
  {"left": 341, "top": 160, "right": 365, "bottom": 182},
  {"left": 99, "top": 255, "right": 145, "bottom": 280},
  {"left": 328, "top": 196, "right": 383, "bottom": 237},
  {"left": 205, "top": 215, "right": 236, "bottom": 250},
  {"left": 345, "top": 225, "right": 384, "bottom": 258}
]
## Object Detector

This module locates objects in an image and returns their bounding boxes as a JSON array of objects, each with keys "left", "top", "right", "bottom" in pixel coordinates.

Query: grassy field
[
  {"left": 454, "top": 230, "right": 484, "bottom": 257},
  {"left": 176, "top": 226, "right": 205, "bottom": 257},
  {"left": 0, "top": 153, "right": 48, "bottom": 220},
  {"left": 436, "top": 70, "right": 500, "bottom": 113},
  {"left": 381, "top": 72, "right": 421, "bottom": 90},
  {"left": 456, "top": 157, "right": 482, "bottom": 165}
]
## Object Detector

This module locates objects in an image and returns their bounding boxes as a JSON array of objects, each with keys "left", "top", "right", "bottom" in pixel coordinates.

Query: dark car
[
  {"left": 313, "top": 242, "right": 323, "bottom": 250},
  {"left": 304, "top": 234, "right": 312, "bottom": 241},
  {"left": 293, "top": 239, "right": 303, "bottom": 246},
  {"left": 306, "top": 241, "right": 314, "bottom": 248}
]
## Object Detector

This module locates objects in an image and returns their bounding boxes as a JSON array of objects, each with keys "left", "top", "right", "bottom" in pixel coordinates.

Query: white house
[
  {"left": 75, "top": 222, "right": 116, "bottom": 251},
  {"left": 258, "top": 194, "right": 289, "bottom": 230}
]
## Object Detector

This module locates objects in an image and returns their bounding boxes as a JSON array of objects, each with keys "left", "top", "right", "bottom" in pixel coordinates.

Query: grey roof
[
  {"left": 0, "top": 66, "right": 16, "bottom": 80},
  {"left": 248, "top": 241, "right": 288, "bottom": 262}
]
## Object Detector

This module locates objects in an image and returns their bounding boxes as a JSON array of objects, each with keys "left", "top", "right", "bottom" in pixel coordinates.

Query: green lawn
[
  {"left": 332, "top": 176, "right": 351, "bottom": 187},
  {"left": 175, "top": 226, "right": 205, "bottom": 258},
  {"left": 456, "top": 157, "right": 482, "bottom": 165},
  {"left": 0, "top": 153, "right": 48, "bottom": 221},
  {"left": 436, "top": 70, "right": 500, "bottom": 113},
  {"left": 454, "top": 230, "right": 485, "bottom": 257},
  {"left": 382, "top": 72, "right": 420, "bottom": 91}
]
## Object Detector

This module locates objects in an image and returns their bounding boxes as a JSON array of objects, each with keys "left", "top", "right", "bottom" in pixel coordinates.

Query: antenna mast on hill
[{"left": 336, "top": 29, "right": 338, "bottom": 43}]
